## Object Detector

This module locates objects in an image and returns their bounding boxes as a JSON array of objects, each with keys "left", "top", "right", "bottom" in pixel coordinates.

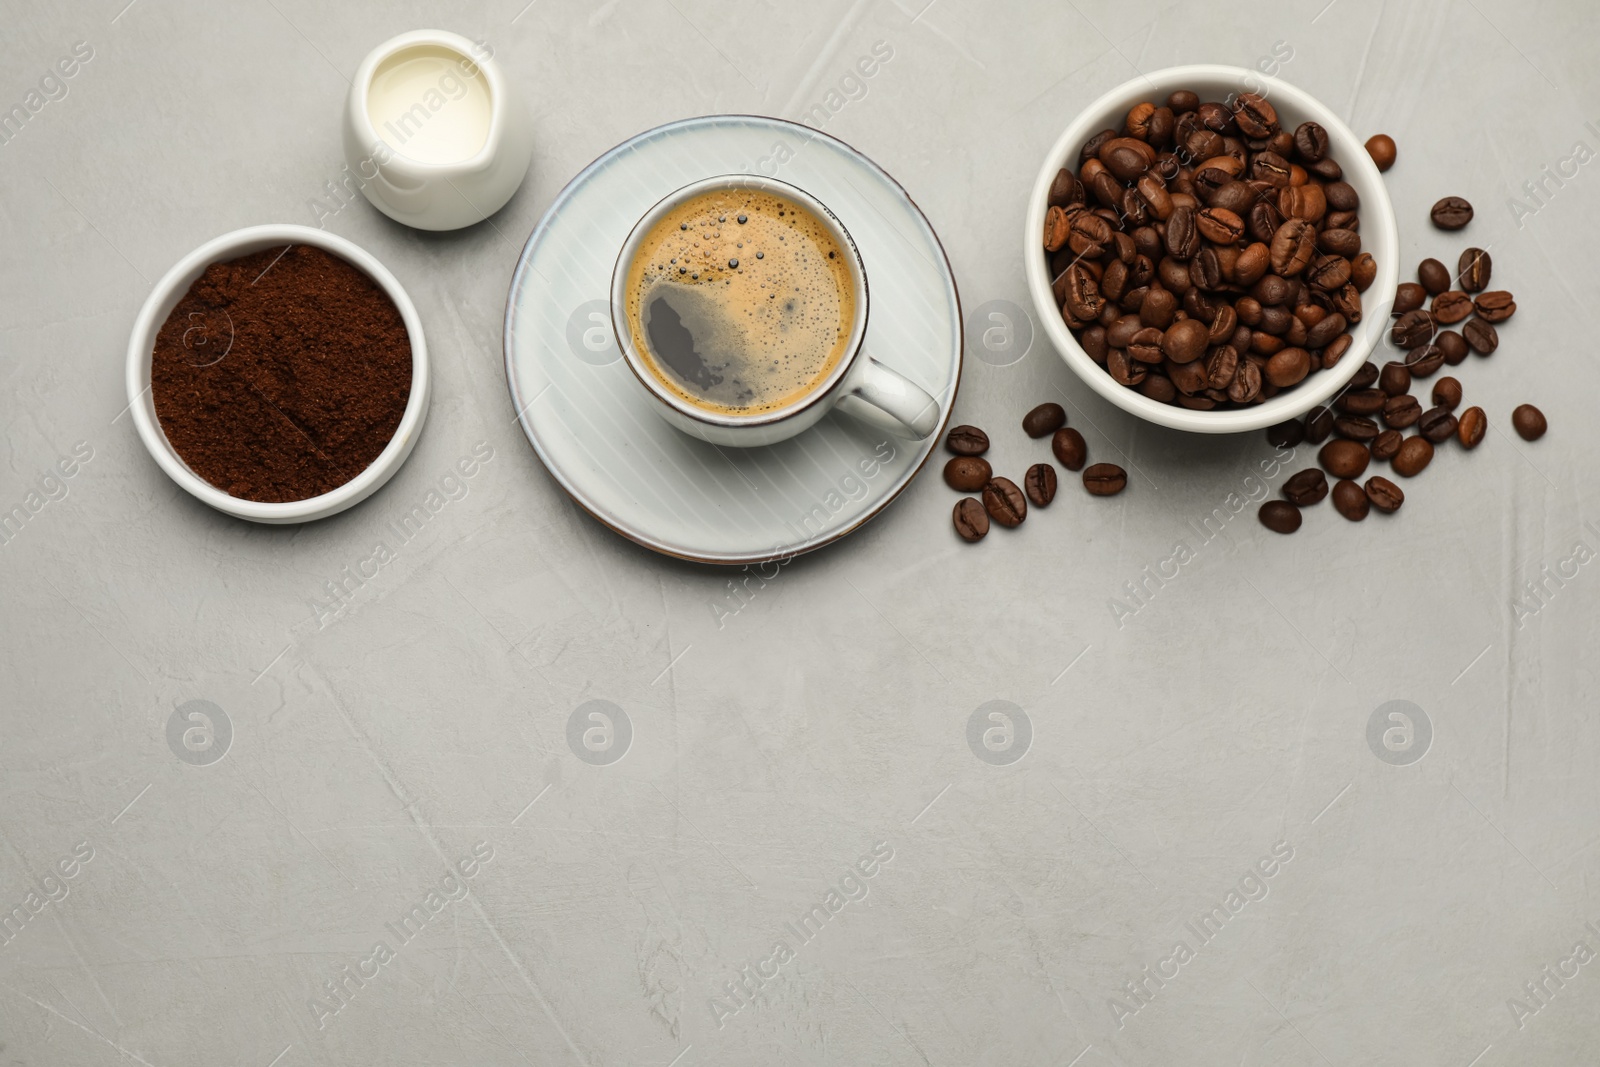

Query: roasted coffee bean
[
  {"left": 1351, "top": 252, "right": 1377, "bottom": 292},
  {"left": 1305, "top": 405, "right": 1335, "bottom": 443},
  {"left": 1365, "top": 475, "right": 1403, "bottom": 513},
  {"left": 1265, "top": 347, "right": 1311, "bottom": 387},
  {"left": 1047, "top": 168, "right": 1081, "bottom": 207},
  {"left": 1335, "top": 415, "right": 1380, "bottom": 441},
  {"left": 1379, "top": 362, "right": 1412, "bottom": 396},
  {"left": 1458, "top": 248, "right": 1491, "bottom": 292},
  {"left": 1127, "top": 327, "right": 1164, "bottom": 364},
  {"left": 983, "top": 477, "right": 1027, "bottom": 527},
  {"left": 1044, "top": 206, "right": 1071, "bottom": 251},
  {"left": 1319, "top": 439, "right": 1371, "bottom": 479},
  {"left": 1101, "top": 136, "right": 1157, "bottom": 180},
  {"left": 1419, "top": 406, "right": 1458, "bottom": 443},
  {"left": 1404, "top": 344, "right": 1446, "bottom": 378},
  {"left": 1205, "top": 345, "right": 1239, "bottom": 390},
  {"left": 1431, "top": 376, "right": 1462, "bottom": 411},
  {"left": 1083, "top": 462, "right": 1127, "bottom": 496},
  {"left": 1258, "top": 500, "right": 1302, "bottom": 534},
  {"left": 1125, "top": 101, "right": 1156, "bottom": 140},
  {"left": 1278, "top": 184, "right": 1327, "bottom": 224},
  {"left": 1051, "top": 427, "right": 1087, "bottom": 471},
  {"left": 1196, "top": 206, "right": 1246, "bottom": 243},
  {"left": 953, "top": 497, "right": 989, "bottom": 542},
  {"left": 1163, "top": 318, "right": 1210, "bottom": 363},
  {"left": 1307, "top": 256, "right": 1351, "bottom": 292},
  {"left": 1318, "top": 228, "right": 1361, "bottom": 257},
  {"left": 1437, "top": 330, "right": 1470, "bottom": 364},
  {"left": 1474, "top": 291, "right": 1516, "bottom": 323},
  {"left": 1463, "top": 318, "right": 1498, "bottom": 355},
  {"left": 1168, "top": 357, "right": 1208, "bottom": 395},
  {"left": 1432, "top": 291, "right": 1473, "bottom": 325},
  {"left": 1267, "top": 419, "right": 1305, "bottom": 448},
  {"left": 1250, "top": 151, "right": 1292, "bottom": 187},
  {"left": 1393, "top": 282, "right": 1426, "bottom": 314},
  {"left": 1326, "top": 209, "right": 1359, "bottom": 230},
  {"left": 1139, "top": 374, "right": 1176, "bottom": 403},
  {"left": 1350, "top": 361, "right": 1380, "bottom": 390},
  {"left": 946, "top": 425, "right": 989, "bottom": 455},
  {"left": 1431, "top": 196, "right": 1474, "bottom": 230},
  {"left": 1391, "top": 309, "right": 1435, "bottom": 349},
  {"left": 1391, "top": 436, "right": 1434, "bottom": 477},
  {"left": 1364, "top": 133, "right": 1397, "bottom": 171},
  {"left": 1270, "top": 219, "right": 1317, "bottom": 275},
  {"left": 1457, "top": 406, "right": 1486, "bottom": 449},
  {"left": 1227, "top": 360, "right": 1262, "bottom": 403},
  {"left": 1326, "top": 181, "right": 1359, "bottom": 211},
  {"left": 1512, "top": 404, "right": 1547, "bottom": 440},
  {"left": 1139, "top": 287, "right": 1178, "bottom": 329},
  {"left": 1232, "top": 93, "right": 1278, "bottom": 138},
  {"left": 1168, "top": 89, "right": 1200, "bottom": 112},
  {"left": 1383, "top": 394, "right": 1422, "bottom": 429},
  {"left": 1068, "top": 212, "right": 1114, "bottom": 257},
  {"left": 1107, "top": 349, "right": 1146, "bottom": 386},
  {"left": 1310, "top": 157, "right": 1343, "bottom": 181},
  {"left": 1372, "top": 429, "right": 1403, "bottom": 461},
  {"left": 1283, "top": 468, "right": 1329, "bottom": 506},
  {"left": 1418, "top": 258, "right": 1450, "bottom": 295},
  {"left": 1165, "top": 205, "right": 1200, "bottom": 258},
  {"left": 1337, "top": 388, "right": 1386, "bottom": 415},
  {"left": 1022, "top": 402, "right": 1067, "bottom": 438},
  {"left": 1024, "top": 463, "right": 1058, "bottom": 506},
  {"left": 1332, "top": 478, "right": 1370, "bottom": 521},
  {"left": 1295, "top": 122, "right": 1330, "bottom": 161},
  {"left": 1305, "top": 312, "right": 1347, "bottom": 350},
  {"left": 944, "top": 456, "right": 992, "bottom": 491},
  {"left": 1081, "top": 129, "right": 1116, "bottom": 164}
]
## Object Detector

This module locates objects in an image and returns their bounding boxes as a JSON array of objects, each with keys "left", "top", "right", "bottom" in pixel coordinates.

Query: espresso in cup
[{"left": 622, "top": 188, "right": 856, "bottom": 416}]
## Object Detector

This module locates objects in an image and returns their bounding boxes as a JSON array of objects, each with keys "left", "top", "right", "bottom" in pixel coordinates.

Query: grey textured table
[{"left": 3, "top": 1, "right": 1598, "bottom": 1064}]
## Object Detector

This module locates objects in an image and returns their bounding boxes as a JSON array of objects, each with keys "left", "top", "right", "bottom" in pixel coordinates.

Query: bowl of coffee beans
[
  {"left": 1026, "top": 64, "right": 1399, "bottom": 433},
  {"left": 125, "top": 225, "right": 430, "bottom": 522}
]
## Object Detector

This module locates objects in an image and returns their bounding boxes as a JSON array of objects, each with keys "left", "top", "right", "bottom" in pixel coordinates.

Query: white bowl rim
[
  {"left": 1024, "top": 62, "right": 1399, "bottom": 434},
  {"left": 125, "top": 224, "right": 430, "bottom": 522}
]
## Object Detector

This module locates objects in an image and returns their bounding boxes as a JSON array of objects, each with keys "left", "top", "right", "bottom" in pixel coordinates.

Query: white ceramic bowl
[
  {"left": 125, "top": 225, "right": 430, "bottom": 523},
  {"left": 1025, "top": 63, "right": 1398, "bottom": 434}
]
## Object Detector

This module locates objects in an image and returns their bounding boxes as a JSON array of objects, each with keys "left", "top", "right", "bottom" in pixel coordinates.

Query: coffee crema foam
[{"left": 625, "top": 188, "right": 857, "bottom": 415}]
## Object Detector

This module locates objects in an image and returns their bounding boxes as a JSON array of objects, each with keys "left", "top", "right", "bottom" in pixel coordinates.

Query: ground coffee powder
[{"left": 151, "top": 244, "right": 412, "bottom": 503}]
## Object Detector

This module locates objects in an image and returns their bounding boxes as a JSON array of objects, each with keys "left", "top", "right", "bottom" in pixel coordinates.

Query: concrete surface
[{"left": 2, "top": 1, "right": 1598, "bottom": 1064}]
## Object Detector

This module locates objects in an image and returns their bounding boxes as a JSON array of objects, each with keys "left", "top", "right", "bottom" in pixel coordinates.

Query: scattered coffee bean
[
  {"left": 1432, "top": 291, "right": 1473, "bottom": 325},
  {"left": 1379, "top": 362, "right": 1412, "bottom": 396},
  {"left": 1391, "top": 435, "right": 1434, "bottom": 477},
  {"left": 1364, "top": 133, "right": 1397, "bottom": 171},
  {"left": 1335, "top": 415, "right": 1380, "bottom": 441},
  {"left": 944, "top": 456, "right": 992, "bottom": 491},
  {"left": 1383, "top": 394, "right": 1422, "bottom": 429},
  {"left": 1305, "top": 405, "right": 1335, "bottom": 443},
  {"left": 1083, "top": 463, "right": 1127, "bottom": 496},
  {"left": 1267, "top": 419, "right": 1305, "bottom": 448},
  {"left": 1462, "top": 318, "right": 1497, "bottom": 354},
  {"left": 1319, "top": 439, "right": 1371, "bottom": 479},
  {"left": 1259, "top": 500, "right": 1302, "bottom": 534},
  {"left": 1457, "top": 406, "right": 1486, "bottom": 449},
  {"left": 1436, "top": 330, "right": 1469, "bottom": 364},
  {"left": 983, "top": 477, "right": 1027, "bottom": 526},
  {"left": 946, "top": 425, "right": 989, "bottom": 455},
  {"left": 1350, "top": 361, "right": 1380, "bottom": 390},
  {"left": 1458, "top": 248, "right": 1491, "bottom": 292},
  {"left": 953, "top": 497, "right": 989, "bottom": 542},
  {"left": 1337, "top": 388, "right": 1387, "bottom": 415},
  {"left": 1372, "top": 428, "right": 1403, "bottom": 461},
  {"left": 1022, "top": 402, "right": 1066, "bottom": 438},
  {"left": 1283, "top": 468, "right": 1329, "bottom": 506},
  {"left": 1403, "top": 344, "right": 1446, "bottom": 378},
  {"left": 1418, "top": 258, "right": 1450, "bottom": 295},
  {"left": 1024, "top": 463, "right": 1058, "bottom": 506},
  {"left": 1512, "top": 404, "right": 1547, "bottom": 440},
  {"left": 1365, "top": 476, "right": 1403, "bottom": 513},
  {"left": 1051, "top": 427, "right": 1087, "bottom": 471},
  {"left": 1431, "top": 196, "right": 1474, "bottom": 230},
  {"left": 1431, "top": 376, "right": 1462, "bottom": 411},
  {"left": 1419, "top": 405, "right": 1458, "bottom": 443},
  {"left": 1393, "top": 282, "right": 1426, "bottom": 314},
  {"left": 1474, "top": 291, "right": 1516, "bottom": 323},
  {"left": 1332, "top": 478, "right": 1370, "bottom": 521},
  {"left": 1391, "top": 309, "right": 1435, "bottom": 348}
]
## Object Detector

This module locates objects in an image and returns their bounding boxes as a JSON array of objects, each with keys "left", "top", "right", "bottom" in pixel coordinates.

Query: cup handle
[{"left": 846, "top": 355, "right": 940, "bottom": 438}]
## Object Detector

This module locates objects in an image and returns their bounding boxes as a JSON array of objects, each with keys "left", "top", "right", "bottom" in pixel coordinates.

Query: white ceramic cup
[
  {"left": 610, "top": 174, "right": 940, "bottom": 448},
  {"left": 1025, "top": 63, "right": 1400, "bottom": 434},
  {"left": 125, "top": 225, "right": 430, "bottom": 524},
  {"left": 342, "top": 30, "right": 533, "bottom": 232}
]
